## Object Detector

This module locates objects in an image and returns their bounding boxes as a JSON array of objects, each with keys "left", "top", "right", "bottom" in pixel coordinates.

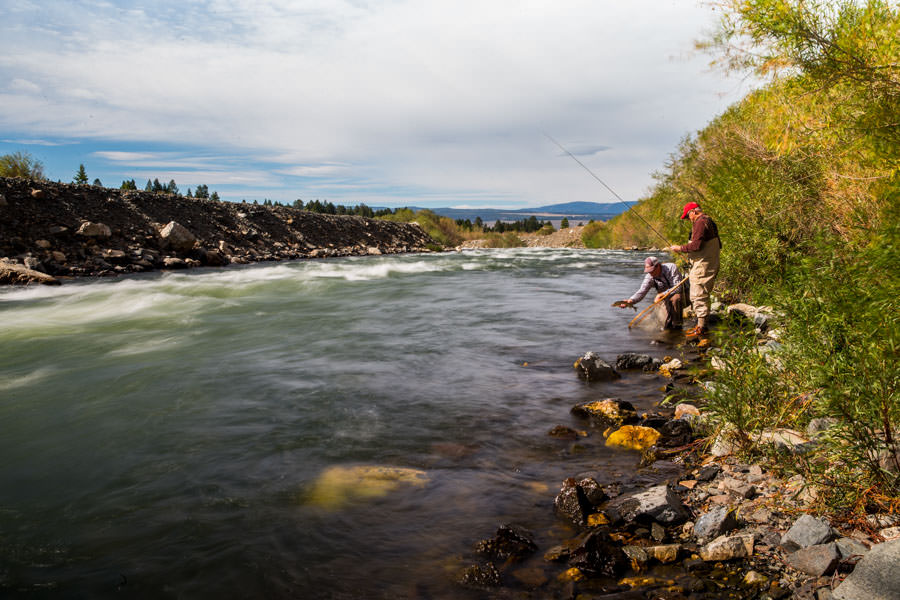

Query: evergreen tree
[
  {"left": 145, "top": 179, "right": 152, "bottom": 191},
  {"left": 73, "top": 164, "right": 88, "bottom": 185},
  {"left": 210, "top": 191, "right": 220, "bottom": 202},
  {"left": 92, "top": 178, "right": 102, "bottom": 187},
  {"left": 166, "top": 179, "right": 179, "bottom": 195},
  {"left": 560, "top": 217, "right": 569, "bottom": 229},
  {"left": 194, "top": 184, "right": 209, "bottom": 199},
  {"left": 152, "top": 178, "right": 163, "bottom": 193}
]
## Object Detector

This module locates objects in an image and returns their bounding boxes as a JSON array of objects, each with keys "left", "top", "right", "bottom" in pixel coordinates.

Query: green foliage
[
  {"left": 73, "top": 164, "right": 88, "bottom": 185},
  {"left": 560, "top": 217, "right": 569, "bottom": 229},
  {"left": 121, "top": 179, "right": 137, "bottom": 190},
  {"left": 537, "top": 224, "right": 555, "bottom": 236},
  {"left": 0, "top": 151, "right": 45, "bottom": 180},
  {"left": 677, "top": 0, "right": 900, "bottom": 509},
  {"left": 481, "top": 231, "right": 525, "bottom": 248}
]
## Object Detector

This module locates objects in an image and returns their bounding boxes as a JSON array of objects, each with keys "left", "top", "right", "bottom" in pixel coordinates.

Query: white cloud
[
  {"left": 0, "top": 0, "right": 747, "bottom": 206},
  {"left": 9, "top": 78, "right": 41, "bottom": 94}
]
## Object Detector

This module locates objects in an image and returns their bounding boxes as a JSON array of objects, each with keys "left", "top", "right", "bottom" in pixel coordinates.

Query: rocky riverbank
[
  {"left": 458, "top": 304, "right": 898, "bottom": 599},
  {"left": 0, "top": 177, "right": 435, "bottom": 285}
]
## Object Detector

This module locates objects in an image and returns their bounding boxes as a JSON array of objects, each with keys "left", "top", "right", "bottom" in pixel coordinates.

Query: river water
[{"left": 0, "top": 248, "right": 677, "bottom": 598}]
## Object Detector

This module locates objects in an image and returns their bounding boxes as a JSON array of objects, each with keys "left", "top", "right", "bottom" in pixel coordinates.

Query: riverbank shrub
[
  {"left": 0, "top": 152, "right": 45, "bottom": 180},
  {"left": 606, "top": 0, "right": 899, "bottom": 510}
]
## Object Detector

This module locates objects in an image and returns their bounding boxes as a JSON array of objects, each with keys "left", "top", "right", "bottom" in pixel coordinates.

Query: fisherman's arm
[{"left": 623, "top": 274, "right": 653, "bottom": 306}]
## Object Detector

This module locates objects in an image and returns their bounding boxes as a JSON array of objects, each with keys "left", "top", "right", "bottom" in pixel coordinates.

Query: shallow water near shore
[{"left": 0, "top": 248, "right": 677, "bottom": 598}]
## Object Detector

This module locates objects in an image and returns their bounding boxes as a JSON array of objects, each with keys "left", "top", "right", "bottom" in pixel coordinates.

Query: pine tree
[{"left": 73, "top": 164, "right": 88, "bottom": 185}]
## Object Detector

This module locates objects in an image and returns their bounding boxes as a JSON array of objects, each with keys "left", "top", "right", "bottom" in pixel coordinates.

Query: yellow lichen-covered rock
[
  {"left": 558, "top": 567, "right": 584, "bottom": 582},
  {"left": 620, "top": 576, "right": 675, "bottom": 588},
  {"left": 605, "top": 425, "right": 661, "bottom": 451},
  {"left": 587, "top": 512, "right": 610, "bottom": 526},
  {"left": 304, "top": 465, "right": 429, "bottom": 508}
]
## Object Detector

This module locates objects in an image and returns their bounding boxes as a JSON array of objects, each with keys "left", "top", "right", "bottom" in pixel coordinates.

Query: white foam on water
[
  {"left": 106, "top": 335, "right": 185, "bottom": 358},
  {"left": 0, "top": 367, "right": 57, "bottom": 391}
]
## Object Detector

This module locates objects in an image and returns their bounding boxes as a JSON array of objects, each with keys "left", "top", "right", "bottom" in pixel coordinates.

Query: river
[{"left": 0, "top": 248, "right": 676, "bottom": 598}]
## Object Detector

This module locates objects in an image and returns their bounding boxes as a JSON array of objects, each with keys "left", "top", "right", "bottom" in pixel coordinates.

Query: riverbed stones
[
  {"left": 566, "top": 530, "right": 630, "bottom": 578},
  {"left": 833, "top": 539, "right": 900, "bottom": 600},
  {"left": 571, "top": 398, "right": 637, "bottom": 428},
  {"left": 475, "top": 525, "right": 537, "bottom": 562},
  {"left": 781, "top": 515, "right": 835, "bottom": 552},
  {"left": 605, "top": 484, "right": 689, "bottom": 525},
  {"left": 554, "top": 478, "right": 608, "bottom": 525},
  {"left": 700, "top": 533, "right": 754, "bottom": 561},
  {"left": 573, "top": 352, "right": 620, "bottom": 381},
  {"left": 694, "top": 506, "right": 739, "bottom": 542},
  {"left": 785, "top": 542, "right": 841, "bottom": 576}
]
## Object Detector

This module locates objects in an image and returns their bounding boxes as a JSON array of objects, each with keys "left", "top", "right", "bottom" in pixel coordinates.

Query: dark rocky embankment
[{"left": 0, "top": 177, "right": 435, "bottom": 284}]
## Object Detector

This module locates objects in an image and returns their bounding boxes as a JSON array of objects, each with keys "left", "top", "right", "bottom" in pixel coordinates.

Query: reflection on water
[{"left": 0, "top": 248, "right": 676, "bottom": 598}]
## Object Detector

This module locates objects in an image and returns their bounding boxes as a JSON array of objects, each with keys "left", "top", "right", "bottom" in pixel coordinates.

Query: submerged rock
[
  {"left": 304, "top": 465, "right": 429, "bottom": 508},
  {"left": 573, "top": 352, "right": 621, "bottom": 381}
]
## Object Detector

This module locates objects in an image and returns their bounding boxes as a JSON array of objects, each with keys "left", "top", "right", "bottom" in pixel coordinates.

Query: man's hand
[
  {"left": 665, "top": 245, "right": 681, "bottom": 253},
  {"left": 654, "top": 293, "right": 663, "bottom": 303}
]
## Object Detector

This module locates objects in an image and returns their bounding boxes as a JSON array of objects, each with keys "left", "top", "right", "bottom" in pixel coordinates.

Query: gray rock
[
  {"left": 573, "top": 352, "right": 620, "bottom": 381},
  {"left": 694, "top": 506, "right": 739, "bottom": 542},
  {"left": 159, "top": 221, "right": 197, "bottom": 253},
  {"left": 807, "top": 417, "right": 837, "bottom": 437},
  {"left": 700, "top": 533, "right": 754, "bottom": 561},
  {"left": 786, "top": 542, "right": 841, "bottom": 576},
  {"left": 835, "top": 537, "right": 869, "bottom": 560},
  {"left": 76, "top": 221, "right": 112, "bottom": 237},
  {"left": 781, "top": 515, "right": 835, "bottom": 551},
  {"left": 162, "top": 257, "right": 188, "bottom": 269},
  {"left": 605, "top": 484, "right": 689, "bottom": 525},
  {"left": 833, "top": 539, "right": 900, "bottom": 600},
  {"left": 615, "top": 352, "right": 663, "bottom": 372}
]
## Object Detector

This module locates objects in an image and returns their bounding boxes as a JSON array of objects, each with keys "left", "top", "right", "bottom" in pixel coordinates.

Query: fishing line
[{"left": 543, "top": 132, "right": 673, "bottom": 247}]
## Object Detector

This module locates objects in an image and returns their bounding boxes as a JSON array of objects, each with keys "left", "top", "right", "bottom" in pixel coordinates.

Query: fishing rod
[{"left": 543, "top": 132, "right": 672, "bottom": 247}]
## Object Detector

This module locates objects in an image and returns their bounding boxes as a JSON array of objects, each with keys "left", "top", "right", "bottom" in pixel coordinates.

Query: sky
[{"left": 0, "top": 0, "right": 751, "bottom": 209}]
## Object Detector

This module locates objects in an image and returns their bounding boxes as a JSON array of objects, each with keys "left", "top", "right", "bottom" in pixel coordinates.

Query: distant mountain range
[{"left": 406, "top": 201, "right": 634, "bottom": 224}]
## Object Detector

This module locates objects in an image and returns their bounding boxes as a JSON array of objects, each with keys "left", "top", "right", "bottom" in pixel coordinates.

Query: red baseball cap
[{"left": 680, "top": 202, "right": 700, "bottom": 219}]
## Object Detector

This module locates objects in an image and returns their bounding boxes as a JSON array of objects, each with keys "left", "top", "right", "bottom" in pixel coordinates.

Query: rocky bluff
[{"left": 0, "top": 177, "right": 435, "bottom": 284}]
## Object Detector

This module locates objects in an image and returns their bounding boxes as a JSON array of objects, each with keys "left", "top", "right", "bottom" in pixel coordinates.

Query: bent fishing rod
[{"left": 543, "top": 132, "right": 672, "bottom": 248}]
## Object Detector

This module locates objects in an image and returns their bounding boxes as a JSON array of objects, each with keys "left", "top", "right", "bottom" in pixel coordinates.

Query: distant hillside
[{"left": 410, "top": 201, "right": 629, "bottom": 224}]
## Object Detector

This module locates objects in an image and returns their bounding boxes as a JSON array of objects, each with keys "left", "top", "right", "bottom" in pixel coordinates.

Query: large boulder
[
  {"left": 573, "top": 352, "right": 620, "bottom": 381},
  {"left": 785, "top": 542, "right": 841, "bottom": 576},
  {"left": 700, "top": 533, "right": 755, "bottom": 561},
  {"left": 0, "top": 260, "right": 60, "bottom": 285},
  {"left": 159, "top": 221, "right": 197, "bottom": 253},
  {"left": 833, "top": 539, "right": 900, "bottom": 600},
  {"left": 605, "top": 484, "right": 689, "bottom": 525}
]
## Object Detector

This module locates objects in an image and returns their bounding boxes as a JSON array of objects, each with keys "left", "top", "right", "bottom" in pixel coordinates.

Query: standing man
[
  {"left": 618, "top": 257, "right": 688, "bottom": 330},
  {"left": 666, "top": 202, "right": 721, "bottom": 338}
]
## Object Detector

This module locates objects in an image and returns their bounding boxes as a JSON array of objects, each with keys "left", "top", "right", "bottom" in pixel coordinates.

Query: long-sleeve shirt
[
  {"left": 629, "top": 262, "right": 684, "bottom": 303},
  {"left": 676, "top": 214, "right": 720, "bottom": 253}
]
